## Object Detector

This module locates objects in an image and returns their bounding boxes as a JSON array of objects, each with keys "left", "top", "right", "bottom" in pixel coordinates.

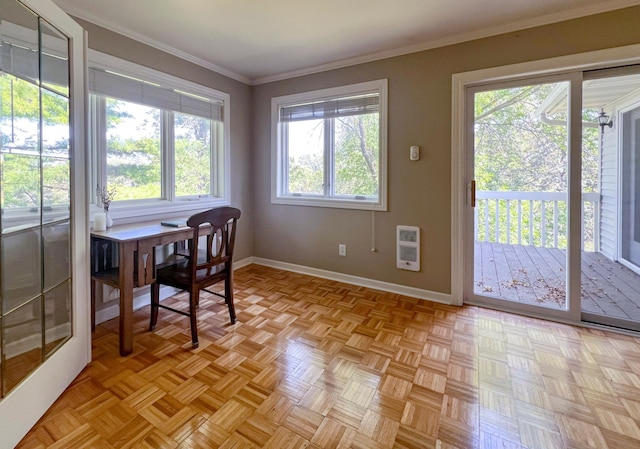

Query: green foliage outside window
[
  {"left": 175, "top": 113, "right": 211, "bottom": 197},
  {"left": 103, "top": 99, "right": 214, "bottom": 201},
  {"left": 334, "top": 114, "right": 379, "bottom": 197},
  {"left": 106, "top": 99, "right": 161, "bottom": 200},
  {"left": 287, "top": 113, "right": 379, "bottom": 197},
  {"left": 1, "top": 74, "right": 70, "bottom": 210},
  {"left": 474, "top": 83, "right": 600, "bottom": 250}
]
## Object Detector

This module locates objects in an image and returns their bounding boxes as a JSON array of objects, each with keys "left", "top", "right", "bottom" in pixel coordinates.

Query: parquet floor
[{"left": 16, "top": 264, "right": 640, "bottom": 448}]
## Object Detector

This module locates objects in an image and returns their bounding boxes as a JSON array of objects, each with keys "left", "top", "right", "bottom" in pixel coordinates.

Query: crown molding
[
  {"left": 57, "top": 0, "right": 638, "bottom": 86},
  {"left": 252, "top": 0, "right": 639, "bottom": 84},
  {"left": 57, "top": 3, "right": 251, "bottom": 85}
]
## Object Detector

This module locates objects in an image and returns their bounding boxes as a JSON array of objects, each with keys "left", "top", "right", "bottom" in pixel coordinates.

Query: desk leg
[{"left": 119, "top": 240, "right": 136, "bottom": 356}]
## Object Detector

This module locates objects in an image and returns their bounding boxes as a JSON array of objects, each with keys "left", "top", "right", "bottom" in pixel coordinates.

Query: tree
[
  {"left": 473, "top": 82, "right": 600, "bottom": 248},
  {"left": 1, "top": 74, "right": 70, "bottom": 209},
  {"left": 335, "top": 113, "right": 379, "bottom": 196},
  {"left": 287, "top": 113, "right": 380, "bottom": 196},
  {"left": 105, "top": 99, "right": 161, "bottom": 200},
  {"left": 174, "top": 113, "right": 211, "bottom": 196}
]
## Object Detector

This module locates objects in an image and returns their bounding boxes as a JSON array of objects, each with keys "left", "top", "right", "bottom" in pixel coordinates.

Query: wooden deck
[{"left": 474, "top": 242, "right": 640, "bottom": 321}]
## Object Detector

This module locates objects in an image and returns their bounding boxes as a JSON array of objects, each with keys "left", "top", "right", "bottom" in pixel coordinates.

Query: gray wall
[
  {"left": 78, "top": 6, "right": 640, "bottom": 301},
  {"left": 251, "top": 6, "right": 640, "bottom": 295}
]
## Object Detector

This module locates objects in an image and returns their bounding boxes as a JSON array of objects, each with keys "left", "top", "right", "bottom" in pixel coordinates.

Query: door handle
[{"left": 471, "top": 180, "right": 476, "bottom": 207}]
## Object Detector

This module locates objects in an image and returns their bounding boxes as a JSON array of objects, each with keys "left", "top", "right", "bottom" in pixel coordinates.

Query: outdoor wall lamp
[{"left": 598, "top": 109, "right": 613, "bottom": 132}]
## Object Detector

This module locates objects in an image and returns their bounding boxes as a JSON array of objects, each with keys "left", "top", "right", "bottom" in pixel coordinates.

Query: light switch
[{"left": 410, "top": 145, "right": 420, "bottom": 161}]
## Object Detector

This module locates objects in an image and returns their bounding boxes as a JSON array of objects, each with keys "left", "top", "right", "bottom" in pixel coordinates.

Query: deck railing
[{"left": 474, "top": 191, "right": 600, "bottom": 251}]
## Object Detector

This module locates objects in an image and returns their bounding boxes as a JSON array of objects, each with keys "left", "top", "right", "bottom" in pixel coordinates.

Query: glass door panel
[
  {"left": 39, "top": 18, "right": 68, "bottom": 96},
  {"left": 1, "top": 229, "right": 42, "bottom": 313},
  {"left": 0, "top": 0, "right": 74, "bottom": 398},
  {"left": 2, "top": 299, "right": 42, "bottom": 395},
  {"left": 581, "top": 71, "right": 640, "bottom": 331},
  {"left": 472, "top": 81, "right": 570, "bottom": 311},
  {"left": 44, "top": 280, "right": 70, "bottom": 356},
  {"left": 0, "top": 0, "right": 39, "bottom": 84},
  {"left": 0, "top": 1, "right": 87, "bottom": 446}
]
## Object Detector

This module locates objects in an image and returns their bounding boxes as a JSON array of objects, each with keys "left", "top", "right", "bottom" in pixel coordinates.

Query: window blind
[
  {"left": 88, "top": 67, "right": 223, "bottom": 121},
  {"left": 1, "top": 42, "right": 68, "bottom": 89},
  {"left": 279, "top": 93, "right": 379, "bottom": 122}
]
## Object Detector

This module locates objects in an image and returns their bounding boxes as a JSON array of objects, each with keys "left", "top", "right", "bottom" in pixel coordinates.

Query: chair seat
[{"left": 156, "top": 258, "right": 228, "bottom": 287}]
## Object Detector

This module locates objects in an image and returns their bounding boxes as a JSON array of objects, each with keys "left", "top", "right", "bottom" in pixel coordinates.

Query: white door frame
[
  {"left": 617, "top": 99, "right": 640, "bottom": 275},
  {"left": 451, "top": 43, "right": 640, "bottom": 318},
  {"left": 0, "top": 2, "right": 89, "bottom": 447},
  {"left": 460, "top": 73, "right": 583, "bottom": 322}
]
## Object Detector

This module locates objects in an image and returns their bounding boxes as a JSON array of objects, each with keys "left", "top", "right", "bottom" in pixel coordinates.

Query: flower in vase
[{"left": 96, "top": 185, "right": 117, "bottom": 212}]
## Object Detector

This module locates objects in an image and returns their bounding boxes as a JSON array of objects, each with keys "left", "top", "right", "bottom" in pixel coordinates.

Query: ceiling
[{"left": 52, "top": 0, "right": 639, "bottom": 85}]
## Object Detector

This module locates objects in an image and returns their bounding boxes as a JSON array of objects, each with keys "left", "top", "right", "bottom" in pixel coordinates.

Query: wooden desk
[{"left": 91, "top": 220, "right": 195, "bottom": 356}]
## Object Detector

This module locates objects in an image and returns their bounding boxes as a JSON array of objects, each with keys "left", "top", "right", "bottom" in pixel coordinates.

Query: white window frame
[
  {"left": 88, "top": 51, "right": 230, "bottom": 221},
  {"left": 271, "top": 79, "right": 388, "bottom": 211}
]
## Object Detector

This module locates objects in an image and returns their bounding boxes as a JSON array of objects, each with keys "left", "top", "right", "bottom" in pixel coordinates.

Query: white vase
[{"left": 105, "top": 211, "right": 113, "bottom": 228}]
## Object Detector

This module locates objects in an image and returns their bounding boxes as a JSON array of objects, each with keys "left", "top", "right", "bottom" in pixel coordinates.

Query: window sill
[
  {"left": 89, "top": 197, "right": 230, "bottom": 225},
  {"left": 272, "top": 196, "right": 386, "bottom": 211}
]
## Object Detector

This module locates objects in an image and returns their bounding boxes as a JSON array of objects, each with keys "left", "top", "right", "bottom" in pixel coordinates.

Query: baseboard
[
  {"left": 95, "top": 285, "right": 181, "bottom": 325},
  {"left": 94, "top": 256, "right": 448, "bottom": 324},
  {"left": 233, "top": 256, "right": 253, "bottom": 270},
  {"left": 94, "top": 257, "right": 255, "bottom": 325},
  {"left": 250, "top": 257, "right": 452, "bottom": 305}
]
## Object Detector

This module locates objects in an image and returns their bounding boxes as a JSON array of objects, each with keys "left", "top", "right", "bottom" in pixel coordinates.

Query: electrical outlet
[{"left": 338, "top": 244, "right": 347, "bottom": 256}]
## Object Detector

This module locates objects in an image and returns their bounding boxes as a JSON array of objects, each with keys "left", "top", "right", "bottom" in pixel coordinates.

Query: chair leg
[
  {"left": 189, "top": 289, "right": 199, "bottom": 349},
  {"left": 149, "top": 282, "right": 160, "bottom": 331},
  {"left": 225, "top": 275, "right": 236, "bottom": 324}
]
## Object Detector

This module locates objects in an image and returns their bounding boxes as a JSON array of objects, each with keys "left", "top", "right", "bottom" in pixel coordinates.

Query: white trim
[
  {"left": 452, "top": 44, "right": 640, "bottom": 88},
  {"left": 618, "top": 257, "right": 640, "bottom": 276},
  {"left": 567, "top": 72, "right": 584, "bottom": 322},
  {"left": 451, "top": 43, "right": 640, "bottom": 315},
  {"left": 270, "top": 196, "right": 386, "bottom": 211},
  {"left": 91, "top": 197, "right": 230, "bottom": 224},
  {"left": 615, "top": 99, "right": 640, "bottom": 263},
  {"left": 271, "top": 79, "right": 388, "bottom": 211},
  {"left": 251, "top": 257, "right": 452, "bottom": 305}
]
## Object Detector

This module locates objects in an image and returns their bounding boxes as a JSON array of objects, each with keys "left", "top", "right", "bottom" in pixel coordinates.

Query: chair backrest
[{"left": 186, "top": 207, "right": 241, "bottom": 276}]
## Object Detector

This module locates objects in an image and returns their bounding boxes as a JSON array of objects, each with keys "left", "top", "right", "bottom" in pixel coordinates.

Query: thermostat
[
  {"left": 397, "top": 225, "right": 420, "bottom": 271},
  {"left": 410, "top": 145, "right": 420, "bottom": 161}
]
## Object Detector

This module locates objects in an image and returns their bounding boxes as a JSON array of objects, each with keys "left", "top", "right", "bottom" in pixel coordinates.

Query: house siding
[{"left": 599, "top": 125, "right": 617, "bottom": 260}]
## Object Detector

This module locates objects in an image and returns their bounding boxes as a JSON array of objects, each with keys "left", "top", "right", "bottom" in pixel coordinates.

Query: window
[
  {"left": 272, "top": 79, "right": 388, "bottom": 210},
  {"left": 89, "top": 52, "right": 229, "bottom": 217},
  {"left": 105, "top": 99, "right": 161, "bottom": 200}
]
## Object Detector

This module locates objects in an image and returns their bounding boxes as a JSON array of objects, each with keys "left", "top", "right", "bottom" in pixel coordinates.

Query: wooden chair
[{"left": 149, "top": 206, "right": 241, "bottom": 348}]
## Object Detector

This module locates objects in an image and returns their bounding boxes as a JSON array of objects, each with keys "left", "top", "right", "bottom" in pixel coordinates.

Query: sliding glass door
[
  {"left": 464, "top": 74, "right": 583, "bottom": 322},
  {"left": 580, "top": 70, "right": 640, "bottom": 331},
  {"left": 463, "top": 65, "right": 640, "bottom": 332},
  {"left": 467, "top": 78, "right": 577, "bottom": 319}
]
